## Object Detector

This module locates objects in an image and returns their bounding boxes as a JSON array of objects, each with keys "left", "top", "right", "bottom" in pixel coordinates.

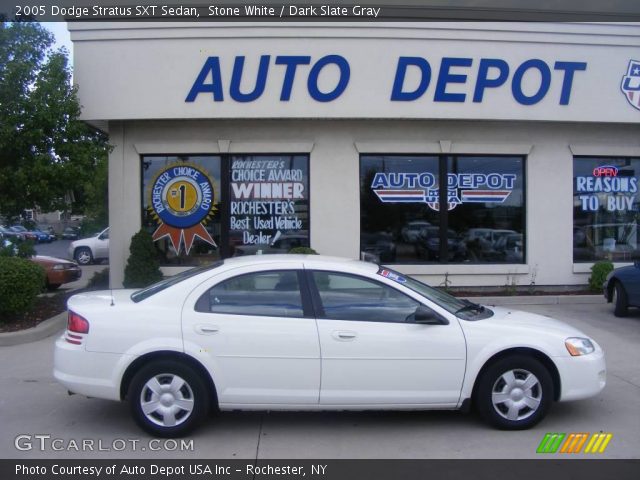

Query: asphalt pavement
[{"left": 0, "top": 299, "right": 638, "bottom": 460}]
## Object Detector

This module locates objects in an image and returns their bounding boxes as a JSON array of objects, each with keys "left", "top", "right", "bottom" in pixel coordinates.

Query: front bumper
[{"left": 555, "top": 348, "right": 606, "bottom": 401}]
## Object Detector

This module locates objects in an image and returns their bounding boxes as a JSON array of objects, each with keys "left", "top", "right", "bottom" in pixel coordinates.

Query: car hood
[
  {"left": 476, "top": 306, "right": 587, "bottom": 338},
  {"left": 32, "top": 255, "right": 77, "bottom": 266}
]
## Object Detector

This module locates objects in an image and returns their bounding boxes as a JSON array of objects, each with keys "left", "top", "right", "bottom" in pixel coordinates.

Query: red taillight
[{"left": 67, "top": 311, "right": 89, "bottom": 334}]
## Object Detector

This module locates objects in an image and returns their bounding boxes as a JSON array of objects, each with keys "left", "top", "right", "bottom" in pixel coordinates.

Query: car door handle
[
  {"left": 195, "top": 324, "right": 219, "bottom": 335},
  {"left": 332, "top": 330, "right": 357, "bottom": 341}
]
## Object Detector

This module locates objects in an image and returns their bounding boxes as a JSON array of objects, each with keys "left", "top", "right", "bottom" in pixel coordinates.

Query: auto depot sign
[
  {"left": 186, "top": 55, "right": 587, "bottom": 107},
  {"left": 72, "top": 27, "right": 640, "bottom": 123}
]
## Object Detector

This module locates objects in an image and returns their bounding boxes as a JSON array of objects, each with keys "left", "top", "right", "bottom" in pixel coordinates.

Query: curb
[
  {"left": 464, "top": 294, "right": 605, "bottom": 306},
  {"left": 0, "top": 312, "right": 66, "bottom": 347}
]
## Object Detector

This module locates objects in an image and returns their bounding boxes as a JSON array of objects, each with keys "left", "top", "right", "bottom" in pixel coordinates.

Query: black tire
[
  {"left": 128, "top": 360, "right": 210, "bottom": 438},
  {"left": 475, "top": 355, "right": 553, "bottom": 430},
  {"left": 46, "top": 283, "right": 61, "bottom": 291},
  {"left": 613, "top": 281, "right": 629, "bottom": 317},
  {"left": 74, "top": 247, "right": 93, "bottom": 265}
]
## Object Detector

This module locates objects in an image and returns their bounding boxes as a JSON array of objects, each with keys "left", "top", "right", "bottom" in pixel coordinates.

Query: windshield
[
  {"left": 131, "top": 261, "right": 223, "bottom": 302},
  {"left": 380, "top": 267, "right": 493, "bottom": 320}
]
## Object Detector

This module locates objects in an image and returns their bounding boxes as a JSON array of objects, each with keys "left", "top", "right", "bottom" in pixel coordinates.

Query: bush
[
  {"left": 0, "top": 257, "right": 46, "bottom": 317},
  {"left": 0, "top": 239, "right": 35, "bottom": 258},
  {"left": 87, "top": 268, "right": 110, "bottom": 290},
  {"left": 288, "top": 246, "right": 318, "bottom": 255},
  {"left": 589, "top": 260, "right": 614, "bottom": 291},
  {"left": 123, "top": 229, "right": 163, "bottom": 288}
]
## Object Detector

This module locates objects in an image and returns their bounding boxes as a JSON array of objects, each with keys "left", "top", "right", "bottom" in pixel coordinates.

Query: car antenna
[{"left": 110, "top": 288, "right": 114, "bottom": 306}]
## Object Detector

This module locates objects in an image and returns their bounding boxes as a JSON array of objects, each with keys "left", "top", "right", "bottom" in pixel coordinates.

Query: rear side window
[
  {"left": 196, "top": 270, "right": 304, "bottom": 318},
  {"left": 311, "top": 271, "right": 420, "bottom": 323}
]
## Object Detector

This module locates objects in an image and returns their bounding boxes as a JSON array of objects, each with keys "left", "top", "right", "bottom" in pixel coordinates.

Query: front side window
[
  {"left": 197, "top": 270, "right": 304, "bottom": 318},
  {"left": 573, "top": 157, "right": 640, "bottom": 262},
  {"left": 360, "top": 155, "right": 526, "bottom": 264},
  {"left": 312, "top": 271, "right": 420, "bottom": 323}
]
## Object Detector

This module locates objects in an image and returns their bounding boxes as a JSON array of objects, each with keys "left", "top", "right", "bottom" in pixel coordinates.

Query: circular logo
[{"left": 150, "top": 165, "right": 214, "bottom": 228}]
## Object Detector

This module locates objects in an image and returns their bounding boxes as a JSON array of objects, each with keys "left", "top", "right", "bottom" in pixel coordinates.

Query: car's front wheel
[
  {"left": 128, "top": 360, "right": 210, "bottom": 437},
  {"left": 475, "top": 355, "right": 553, "bottom": 430},
  {"left": 74, "top": 247, "right": 93, "bottom": 265}
]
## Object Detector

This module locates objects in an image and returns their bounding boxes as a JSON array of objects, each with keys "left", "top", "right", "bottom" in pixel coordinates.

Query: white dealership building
[{"left": 69, "top": 22, "right": 640, "bottom": 288}]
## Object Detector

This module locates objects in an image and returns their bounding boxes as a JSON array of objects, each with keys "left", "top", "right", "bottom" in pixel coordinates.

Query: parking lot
[{"left": 0, "top": 298, "right": 638, "bottom": 460}]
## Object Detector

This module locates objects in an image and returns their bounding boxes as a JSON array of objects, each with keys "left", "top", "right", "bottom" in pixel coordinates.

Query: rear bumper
[
  {"left": 53, "top": 335, "right": 127, "bottom": 401},
  {"left": 555, "top": 349, "right": 606, "bottom": 401}
]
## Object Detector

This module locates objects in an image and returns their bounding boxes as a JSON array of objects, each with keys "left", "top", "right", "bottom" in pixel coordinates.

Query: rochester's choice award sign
[{"left": 148, "top": 163, "right": 218, "bottom": 254}]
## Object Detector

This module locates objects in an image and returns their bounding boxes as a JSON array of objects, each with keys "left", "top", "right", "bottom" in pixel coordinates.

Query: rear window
[{"left": 131, "top": 261, "right": 224, "bottom": 302}]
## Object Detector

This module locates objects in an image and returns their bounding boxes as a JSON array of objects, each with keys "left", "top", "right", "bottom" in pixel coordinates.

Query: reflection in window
[
  {"left": 360, "top": 155, "right": 526, "bottom": 264},
  {"left": 573, "top": 157, "right": 640, "bottom": 262},
  {"left": 312, "top": 272, "right": 419, "bottom": 322},
  {"left": 197, "top": 271, "right": 303, "bottom": 318},
  {"left": 447, "top": 156, "right": 525, "bottom": 264}
]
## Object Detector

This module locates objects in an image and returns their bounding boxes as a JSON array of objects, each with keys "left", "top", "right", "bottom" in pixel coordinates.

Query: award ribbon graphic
[{"left": 149, "top": 163, "right": 217, "bottom": 254}]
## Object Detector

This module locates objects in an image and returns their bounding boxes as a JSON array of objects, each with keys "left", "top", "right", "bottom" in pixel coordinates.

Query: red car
[{"left": 30, "top": 255, "right": 82, "bottom": 290}]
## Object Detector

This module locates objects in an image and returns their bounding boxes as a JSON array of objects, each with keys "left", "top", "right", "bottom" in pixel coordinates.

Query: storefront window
[
  {"left": 229, "top": 155, "right": 309, "bottom": 256},
  {"left": 360, "top": 155, "right": 526, "bottom": 264},
  {"left": 142, "top": 154, "right": 309, "bottom": 266},
  {"left": 142, "top": 155, "right": 222, "bottom": 266},
  {"left": 573, "top": 157, "right": 640, "bottom": 262}
]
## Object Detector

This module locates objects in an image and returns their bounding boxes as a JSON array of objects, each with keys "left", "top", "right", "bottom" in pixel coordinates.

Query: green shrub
[
  {"left": 123, "top": 229, "right": 163, "bottom": 288},
  {"left": 288, "top": 246, "right": 318, "bottom": 254},
  {"left": 0, "top": 257, "right": 46, "bottom": 317},
  {"left": 0, "top": 239, "right": 35, "bottom": 258},
  {"left": 589, "top": 261, "right": 614, "bottom": 291},
  {"left": 87, "top": 268, "right": 110, "bottom": 290}
]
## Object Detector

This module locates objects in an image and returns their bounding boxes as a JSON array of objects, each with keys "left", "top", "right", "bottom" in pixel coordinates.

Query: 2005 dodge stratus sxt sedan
[{"left": 54, "top": 255, "right": 606, "bottom": 437}]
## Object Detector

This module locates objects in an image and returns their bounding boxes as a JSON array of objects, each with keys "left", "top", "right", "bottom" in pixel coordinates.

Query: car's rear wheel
[
  {"left": 129, "top": 360, "right": 210, "bottom": 438},
  {"left": 475, "top": 355, "right": 553, "bottom": 430},
  {"left": 612, "top": 281, "right": 628, "bottom": 317},
  {"left": 74, "top": 247, "right": 93, "bottom": 265}
]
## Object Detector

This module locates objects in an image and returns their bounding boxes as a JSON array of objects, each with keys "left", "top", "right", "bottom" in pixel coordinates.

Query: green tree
[{"left": 0, "top": 21, "right": 109, "bottom": 221}]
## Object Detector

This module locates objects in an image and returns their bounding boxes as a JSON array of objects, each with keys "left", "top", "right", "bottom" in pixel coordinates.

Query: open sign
[{"left": 592, "top": 165, "right": 619, "bottom": 177}]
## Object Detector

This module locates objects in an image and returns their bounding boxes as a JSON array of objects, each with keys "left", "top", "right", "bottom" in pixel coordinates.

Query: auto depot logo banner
[
  {"left": 621, "top": 60, "right": 640, "bottom": 111},
  {"left": 148, "top": 163, "right": 217, "bottom": 254},
  {"left": 371, "top": 172, "right": 516, "bottom": 211}
]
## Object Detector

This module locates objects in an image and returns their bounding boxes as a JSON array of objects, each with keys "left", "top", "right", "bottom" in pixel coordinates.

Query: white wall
[
  {"left": 107, "top": 118, "right": 640, "bottom": 288},
  {"left": 70, "top": 22, "right": 640, "bottom": 124}
]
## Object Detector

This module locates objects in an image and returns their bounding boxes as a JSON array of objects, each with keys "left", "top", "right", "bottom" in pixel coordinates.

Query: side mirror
[{"left": 413, "top": 305, "right": 449, "bottom": 325}]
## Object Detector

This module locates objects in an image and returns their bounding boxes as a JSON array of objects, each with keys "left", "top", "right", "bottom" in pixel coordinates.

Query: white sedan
[{"left": 54, "top": 255, "right": 606, "bottom": 437}]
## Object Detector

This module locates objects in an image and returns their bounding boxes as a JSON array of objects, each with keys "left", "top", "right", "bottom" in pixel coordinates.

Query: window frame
[
  {"left": 572, "top": 155, "right": 640, "bottom": 264},
  {"left": 140, "top": 153, "right": 311, "bottom": 264}
]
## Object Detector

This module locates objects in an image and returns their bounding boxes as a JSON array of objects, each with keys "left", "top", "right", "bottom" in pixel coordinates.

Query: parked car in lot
[
  {"left": 31, "top": 255, "right": 82, "bottom": 290},
  {"left": 61, "top": 227, "right": 80, "bottom": 240},
  {"left": 0, "top": 225, "right": 24, "bottom": 241},
  {"left": 54, "top": 255, "right": 606, "bottom": 437},
  {"left": 603, "top": 262, "right": 640, "bottom": 316},
  {"left": 68, "top": 227, "right": 109, "bottom": 265},
  {"left": 10, "top": 225, "right": 38, "bottom": 242}
]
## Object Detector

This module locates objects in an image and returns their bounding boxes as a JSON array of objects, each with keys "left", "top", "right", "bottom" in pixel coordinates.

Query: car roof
[{"left": 222, "top": 254, "right": 379, "bottom": 273}]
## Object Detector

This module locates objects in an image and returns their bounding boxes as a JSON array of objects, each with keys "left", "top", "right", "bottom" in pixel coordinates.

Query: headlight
[
  {"left": 52, "top": 264, "right": 67, "bottom": 271},
  {"left": 565, "top": 337, "right": 595, "bottom": 356}
]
